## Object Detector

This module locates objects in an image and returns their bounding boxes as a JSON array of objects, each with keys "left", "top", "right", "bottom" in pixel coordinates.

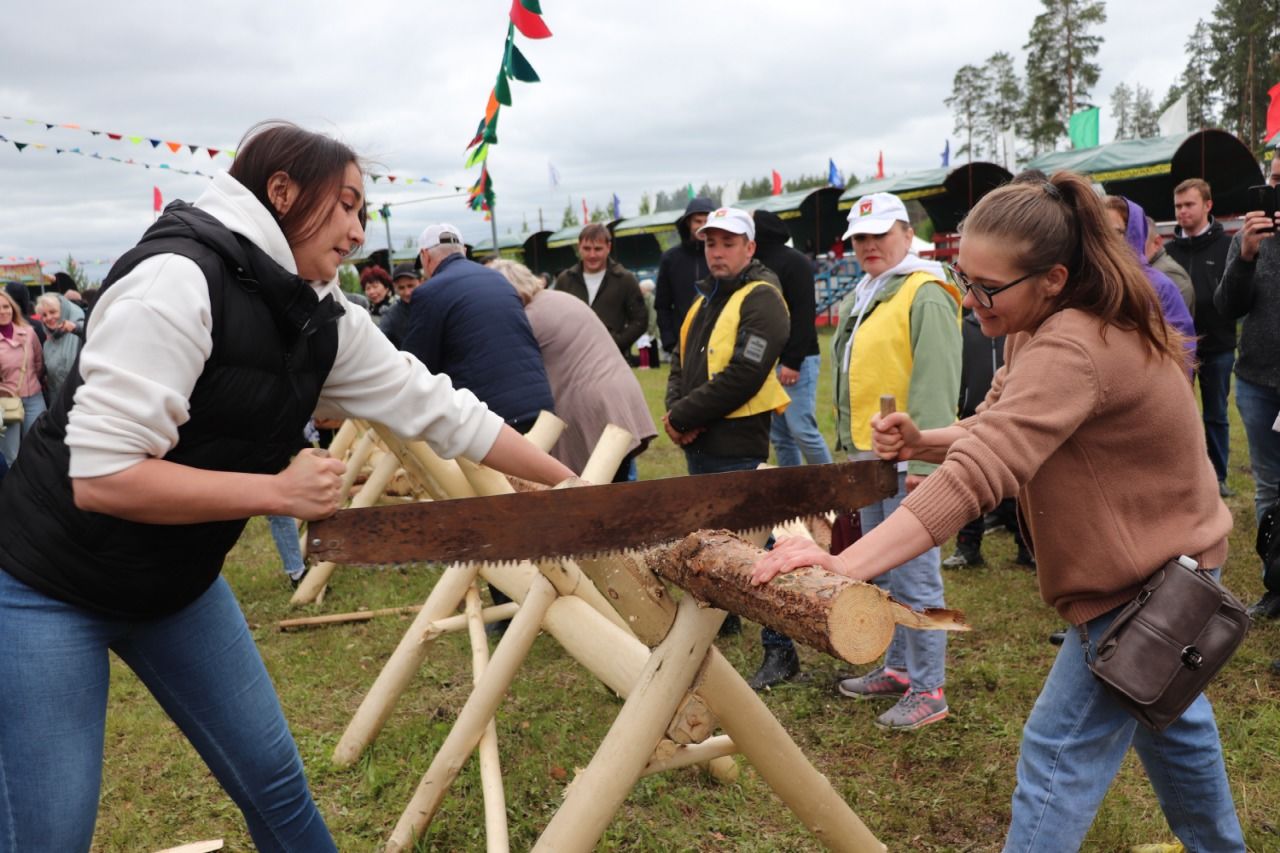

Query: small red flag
[
  {"left": 582, "top": 198, "right": 590, "bottom": 225},
  {"left": 509, "top": 0, "right": 552, "bottom": 38},
  {"left": 153, "top": 186, "right": 163, "bottom": 213},
  {"left": 1266, "top": 82, "right": 1280, "bottom": 143},
  {"left": 876, "top": 151, "right": 885, "bottom": 179},
  {"left": 770, "top": 170, "right": 783, "bottom": 195}
]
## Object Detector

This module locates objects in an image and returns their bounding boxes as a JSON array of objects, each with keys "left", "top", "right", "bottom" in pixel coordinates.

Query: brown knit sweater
[{"left": 902, "top": 308, "right": 1230, "bottom": 625}]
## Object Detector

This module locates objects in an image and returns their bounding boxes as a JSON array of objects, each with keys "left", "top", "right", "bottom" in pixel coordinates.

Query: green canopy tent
[
  {"left": 610, "top": 208, "right": 685, "bottom": 273},
  {"left": 746, "top": 186, "right": 844, "bottom": 254},
  {"left": 470, "top": 231, "right": 530, "bottom": 263},
  {"left": 520, "top": 230, "right": 554, "bottom": 276},
  {"left": 837, "top": 162, "right": 1013, "bottom": 234},
  {"left": 1025, "top": 130, "right": 1262, "bottom": 220}
]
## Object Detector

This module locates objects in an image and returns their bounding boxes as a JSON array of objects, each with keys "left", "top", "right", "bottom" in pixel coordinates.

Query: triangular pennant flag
[
  {"left": 165, "top": 141, "right": 182, "bottom": 153},
  {"left": 71, "top": 147, "right": 81, "bottom": 154},
  {"left": 13, "top": 142, "right": 26, "bottom": 152},
  {"left": 509, "top": 0, "right": 552, "bottom": 38},
  {"left": 483, "top": 110, "right": 500, "bottom": 145},
  {"left": 107, "top": 133, "right": 122, "bottom": 141},
  {"left": 504, "top": 41, "right": 540, "bottom": 82},
  {"left": 149, "top": 139, "right": 161, "bottom": 148},
  {"left": 495, "top": 72, "right": 512, "bottom": 107},
  {"left": 371, "top": 174, "right": 381, "bottom": 183},
  {"left": 45, "top": 123, "right": 54, "bottom": 130},
  {"left": 188, "top": 144, "right": 199, "bottom": 154},
  {"left": 56, "top": 148, "right": 64, "bottom": 154},
  {"left": 405, "top": 178, "right": 415, "bottom": 184},
  {"left": 466, "top": 117, "right": 486, "bottom": 150},
  {"left": 484, "top": 89, "right": 500, "bottom": 123},
  {"left": 225, "top": 149, "right": 236, "bottom": 157},
  {"left": 90, "top": 130, "right": 101, "bottom": 136},
  {"left": 207, "top": 147, "right": 219, "bottom": 158},
  {"left": 465, "top": 143, "right": 490, "bottom": 168},
  {"left": 129, "top": 136, "right": 143, "bottom": 144},
  {"left": 388, "top": 175, "right": 397, "bottom": 183},
  {"left": 159, "top": 163, "right": 170, "bottom": 169}
]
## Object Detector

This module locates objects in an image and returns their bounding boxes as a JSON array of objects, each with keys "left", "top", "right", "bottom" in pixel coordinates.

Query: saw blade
[{"left": 306, "top": 458, "right": 897, "bottom": 566}]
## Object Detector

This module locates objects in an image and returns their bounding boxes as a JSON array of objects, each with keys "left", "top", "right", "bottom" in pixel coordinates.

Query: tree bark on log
[{"left": 645, "top": 531, "right": 968, "bottom": 665}]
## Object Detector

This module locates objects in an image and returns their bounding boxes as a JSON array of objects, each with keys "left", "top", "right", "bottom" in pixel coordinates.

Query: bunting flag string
[
  {"left": 0, "top": 115, "right": 458, "bottom": 189},
  {"left": 461, "top": 0, "right": 552, "bottom": 214},
  {"left": 0, "top": 132, "right": 215, "bottom": 178}
]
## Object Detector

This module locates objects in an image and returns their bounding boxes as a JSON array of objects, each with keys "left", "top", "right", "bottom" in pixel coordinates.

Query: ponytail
[{"left": 960, "top": 171, "right": 1185, "bottom": 365}]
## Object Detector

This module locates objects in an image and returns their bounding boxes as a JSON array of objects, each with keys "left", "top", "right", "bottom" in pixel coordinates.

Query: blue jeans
[
  {"left": 860, "top": 472, "right": 946, "bottom": 692},
  {"left": 770, "top": 355, "right": 833, "bottom": 467},
  {"left": 1234, "top": 376, "right": 1280, "bottom": 527},
  {"left": 0, "top": 569, "right": 336, "bottom": 852},
  {"left": 1004, "top": 591, "right": 1244, "bottom": 852},
  {"left": 682, "top": 450, "right": 764, "bottom": 477},
  {"left": 268, "top": 515, "right": 306, "bottom": 576},
  {"left": 0, "top": 391, "right": 46, "bottom": 466},
  {"left": 1196, "top": 350, "right": 1234, "bottom": 484}
]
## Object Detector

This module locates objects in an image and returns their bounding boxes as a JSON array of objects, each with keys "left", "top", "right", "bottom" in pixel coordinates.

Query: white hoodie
[{"left": 66, "top": 172, "right": 503, "bottom": 478}]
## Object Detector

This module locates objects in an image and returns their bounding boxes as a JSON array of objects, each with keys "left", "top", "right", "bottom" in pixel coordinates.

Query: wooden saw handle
[{"left": 879, "top": 395, "right": 897, "bottom": 418}]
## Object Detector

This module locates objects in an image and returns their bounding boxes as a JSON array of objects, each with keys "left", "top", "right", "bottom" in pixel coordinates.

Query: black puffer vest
[{"left": 0, "top": 203, "right": 342, "bottom": 618}]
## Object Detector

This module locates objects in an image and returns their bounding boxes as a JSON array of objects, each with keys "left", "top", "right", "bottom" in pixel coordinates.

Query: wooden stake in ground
[{"left": 647, "top": 530, "right": 968, "bottom": 664}]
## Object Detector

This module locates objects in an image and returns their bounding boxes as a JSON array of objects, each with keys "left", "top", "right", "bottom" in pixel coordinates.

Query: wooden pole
[
  {"left": 339, "top": 427, "right": 378, "bottom": 498},
  {"left": 332, "top": 561, "right": 483, "bottom": 767},
  {"left": 385, "top": 574, "right": 559, "bottom": 853},
  {"left": 523, "top": 410, "right": 568, "bottom": 453},
  {"left": 579, "top": 424, "right": 634, "bottom": 485},
  {"left": 276, "top": 602, "right": 519, "bottom": 633},
  {"left": 465, "top": 585, "right": 510, "bottom": 853},
  {"left": 640, "top": 735, "right": 737, "bottom": 778},
  {"left": 326, "top": 418, "right": 360, "bottom": 462},
  {"left": 532, "top": 595, "right": 726, "bottom": 853},
  {"left": 291, "top": 450, "right": 401, "bottom": 604}
]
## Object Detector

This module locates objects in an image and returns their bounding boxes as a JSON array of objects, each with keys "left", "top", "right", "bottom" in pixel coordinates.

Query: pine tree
[
  {"left": 1022, "top": 0, "right": 1108, "bottom": 153},
  {"left": 783, "top": 174, "right": 829, "bottom": 193},
  {"left": 945, "top": 64, "right": 991, "bottom": 160},
  {"left": 1208, "top": 0, "right": 1280, "bottom": 145},
  {"left": 639, "top": 192, "right": 652, "bottom": 216},
  {"left": 64, "top": 254, "right": 94, "bottom": 290},
  {"left": 1111, "top": 81, "right": 1134, "bottom": 140},
  {"left": 1131, "top": 84, "right": 1161, "bottom": 138},
  {"left": 983, "top": 52, "right": 1024, "bottom": 158},
  {"left": 1179, "top": 19, "right": 1220, "bottom": 129},
  {"left": 561, "top": 200, "right": 577, "bottom": 228}
]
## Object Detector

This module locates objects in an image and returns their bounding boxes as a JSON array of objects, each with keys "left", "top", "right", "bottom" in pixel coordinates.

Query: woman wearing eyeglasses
[
  {"left": 0, "top": 121, "right": 574, "bottom": 852},
  {"left": 819, "top": 191, "right": 963, "bottom": 731},
  {"left": 754, "top": 172, "right": 1243, "bottom": 851}
]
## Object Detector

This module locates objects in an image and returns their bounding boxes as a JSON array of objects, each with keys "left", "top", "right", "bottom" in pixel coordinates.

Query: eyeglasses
[{"left": 952, "top": 267, "right": 1046, "bottom": 308}]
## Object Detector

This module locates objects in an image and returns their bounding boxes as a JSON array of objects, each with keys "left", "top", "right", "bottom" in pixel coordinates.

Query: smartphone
[{"left": 1247, "top": 184, "right": 1278, "bottom": 230}]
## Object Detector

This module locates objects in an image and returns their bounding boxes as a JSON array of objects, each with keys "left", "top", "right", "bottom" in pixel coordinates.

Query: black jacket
[
  {"left": 654, "top": 197, "right": 716, "bottom": 352},
  {"left": 0, "top": 203, "right": 341, "bottom": 618},
  {"left": 752, "top": 210, "right": 819, "bottom": 370},
  {"left": 665, "top": 260, "right": 788, "bottom": 459},
  {"left": 1215, "top": 230, "right": 1280, "bottom": 390},
  {"left": 1166, "top": 220, "right": 1235, "bottom": 355},
  {"left": 959, "top": 310, "right": 1005, "bottom": 418},
  {"left": 554, "top": 259, "right": 647, "bottom": 352}
]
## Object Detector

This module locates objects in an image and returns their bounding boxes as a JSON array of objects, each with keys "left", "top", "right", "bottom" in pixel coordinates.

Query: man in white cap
[
  {"left": 663, "top": 208, "right": 791, "bottom": 635},
  {"left": 829, "top": 192, "right": 962, "bottom": 731}
]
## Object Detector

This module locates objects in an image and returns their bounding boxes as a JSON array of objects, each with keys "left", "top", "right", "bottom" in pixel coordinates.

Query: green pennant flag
[
  {"left": 13, "top": 142, "right": 26, "bottom": 152},
  {"left": 520, "top": 0, "right": 542, "bottom": 12},
  {"left": 503, "top": 41, "right": 540, "bottom": 82},
  {"left": 1068, "top": 107, "right": 1100, "bottom": 150},
  {"left": 128, "top": 135, "right": 143, "bottom": 144},
  {"left": 495, "top": 72, "right": 512, "bottom": 107},
  {"left": 686, "top": 183, "right": 695, "bottom": 200},
  {"left": 465, "top": 143, "right": 489, "bottom": 168},
  {"left": 482, "top": 111, "right": 500, "bottom": 145}
]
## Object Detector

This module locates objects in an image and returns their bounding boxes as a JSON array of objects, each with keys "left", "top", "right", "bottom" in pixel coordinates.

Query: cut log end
[{"left": 827, "top": 583, "right": 897, "bottom": 664}]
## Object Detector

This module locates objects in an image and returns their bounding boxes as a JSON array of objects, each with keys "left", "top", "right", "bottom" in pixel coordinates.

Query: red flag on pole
[
  {"left": 876, "top": 152, "right": 885, "bottom": 179},
  {"left": 770, "top": 170, "right": 783, "bottom": 195},
  {"left": 1266, "top": 81, "right": 1280, "bottom": 143},
  {"left": 582, "top": 198, "right": 590, "bottom": 225},
  {"left": 153, "top": 186, "right": 162, "bottom": 213}
]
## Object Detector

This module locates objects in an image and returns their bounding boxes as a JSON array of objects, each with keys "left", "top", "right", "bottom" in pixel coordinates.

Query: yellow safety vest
[
  {"left": 845, "top": 271, "right": 962, "bottom": 449},
  {"left": 680, "top": 281, "right": 791, "bottom": 419}
]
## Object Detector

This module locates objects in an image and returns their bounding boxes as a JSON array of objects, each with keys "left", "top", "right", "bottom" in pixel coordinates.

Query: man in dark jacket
[
  {"left": 378, "top": 263, "right": 419, "bottom": 349},
  {"left": 1167, "top": 178, "right": 1236, "bottom": 497},
  {"left": 1214, "top": 151, "right": 1280, "bottom": 621},
  {"left": 554, "top": 223, "right": 647, "bottom": 358},
  {"left": 403, "top": 223, "right": 554, "bottom": 433},
  {"left": 655, "top": 196, "right": 716, "bottom": 355}
]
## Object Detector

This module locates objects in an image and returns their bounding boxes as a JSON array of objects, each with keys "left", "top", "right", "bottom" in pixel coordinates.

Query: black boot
[
  {"left": 718, "top": 613, "right": 742, "bottom": 637},
  {"left": 748, "top": 645, "right": 800, "bottom": 690}
]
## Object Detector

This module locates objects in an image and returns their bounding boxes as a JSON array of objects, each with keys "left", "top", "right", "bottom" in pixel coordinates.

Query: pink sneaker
[
  {"left": 874, "top": 688, "right": 949, "bottom": 731},
  {"left": 837, "top": 666, "right": 909, "bottom": 700}
]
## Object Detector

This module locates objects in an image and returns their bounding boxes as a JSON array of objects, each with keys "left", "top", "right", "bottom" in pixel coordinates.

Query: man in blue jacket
[{"left": 403, "top": 223, "right": 554, "bottom": 434}]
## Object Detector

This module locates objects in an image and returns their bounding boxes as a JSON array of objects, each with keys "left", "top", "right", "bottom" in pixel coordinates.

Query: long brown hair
[
  {"left": 229, "top": 121, "right": 366, "bottom": 246},
  {"left": 960, "top": 171, "right": 1184, "bottom": 363}
]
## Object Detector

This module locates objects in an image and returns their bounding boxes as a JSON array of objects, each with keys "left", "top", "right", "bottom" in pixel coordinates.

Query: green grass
[{"left": 95, "top": 331, "right": 1280, "bottom": 852}]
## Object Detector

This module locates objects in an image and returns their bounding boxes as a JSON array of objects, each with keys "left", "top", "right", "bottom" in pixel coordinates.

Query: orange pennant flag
[
  {"left": 484, "top": 89, "right": 500, "bottom": 123},
  {"left": 166, "top": 141, "right": 182, "bottom": 153}
]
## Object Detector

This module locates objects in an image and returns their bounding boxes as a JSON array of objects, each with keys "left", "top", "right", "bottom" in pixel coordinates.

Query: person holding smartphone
[{"left": 1215, "top": 148, "right": 1280, "bottom": 621}]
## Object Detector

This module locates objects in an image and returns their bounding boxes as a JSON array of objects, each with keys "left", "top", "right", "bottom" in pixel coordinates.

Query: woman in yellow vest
[{"left": 828, "top": 192, "right": 963, "bottom": 731}]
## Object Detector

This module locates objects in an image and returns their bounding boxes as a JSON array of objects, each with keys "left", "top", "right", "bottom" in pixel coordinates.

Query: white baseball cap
[
  {"left": 418, "top": 223, "right": 465, "bottom": 251},
  {"left": 841, "top": 193, "right": 910, "bottom": 239},
  {"left": 696, "top": 207, "right": 755, "bottom": 241}
]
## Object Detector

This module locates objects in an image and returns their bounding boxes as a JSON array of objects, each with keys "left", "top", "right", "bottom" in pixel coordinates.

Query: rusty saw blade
[{"left": 306, "top": 458, "right": 897, "bottom": 566}]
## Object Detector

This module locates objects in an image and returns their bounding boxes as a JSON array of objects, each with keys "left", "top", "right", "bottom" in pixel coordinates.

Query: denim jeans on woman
[
  {"left": 0, "top": 391, "right": 46, "bottom": 466},
  {"left": 1004, "top": 583, "right": 1244, "bottom": 852},
  {"left": 0, "top": 569, "right": 336, "bottom": 852},
  {"left": 1234, "top": 376, "right": 1280, "bottom": 529},
  {"left": 770, "top": 355, "right": 834, "bottom": 468}
]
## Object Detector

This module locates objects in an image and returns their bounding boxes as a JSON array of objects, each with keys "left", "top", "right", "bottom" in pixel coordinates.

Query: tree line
[{"left": 946, "top": 0, "right": 1280, "bottom": 159}]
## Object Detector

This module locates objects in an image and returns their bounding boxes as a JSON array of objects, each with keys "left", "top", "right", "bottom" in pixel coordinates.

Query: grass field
[{"left": 94, "top": 331, "right": 1279, "bottom": 852}]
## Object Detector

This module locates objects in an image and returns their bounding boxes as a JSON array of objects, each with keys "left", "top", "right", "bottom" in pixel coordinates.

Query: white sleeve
[
  {"left": 316, "top": 290, "right": 504, "bottom": 462},
  {"left": 66, "top": 254, "right": 214, "bottom": 478}
]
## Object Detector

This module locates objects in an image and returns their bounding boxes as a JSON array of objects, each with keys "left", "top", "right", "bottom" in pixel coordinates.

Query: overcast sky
[{"left": 1, "top": 0, "right": 1214, "bottom": 280}]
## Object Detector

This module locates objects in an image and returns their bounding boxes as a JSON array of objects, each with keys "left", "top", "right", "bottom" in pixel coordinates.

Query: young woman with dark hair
[
  {"left": 0, "top": 120, "right": 574, "bottom": 851},
  {"left": 753, "top": 172, "right": 1243, "bottom": 851}
]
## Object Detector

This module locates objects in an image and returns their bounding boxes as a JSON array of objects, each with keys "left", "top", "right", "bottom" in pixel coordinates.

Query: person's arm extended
[
  {"left": 751, "top": 503, "right": 934, "bottom": 585},
  {"left": 480, "top": 423, "right": 575, "bottom": 485},
  {"left": 73, "top": 449, "right": 346, "bottom": 524},
  {"left": 1213, "top": 229, "right": 1259, "bottom": 320}
]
